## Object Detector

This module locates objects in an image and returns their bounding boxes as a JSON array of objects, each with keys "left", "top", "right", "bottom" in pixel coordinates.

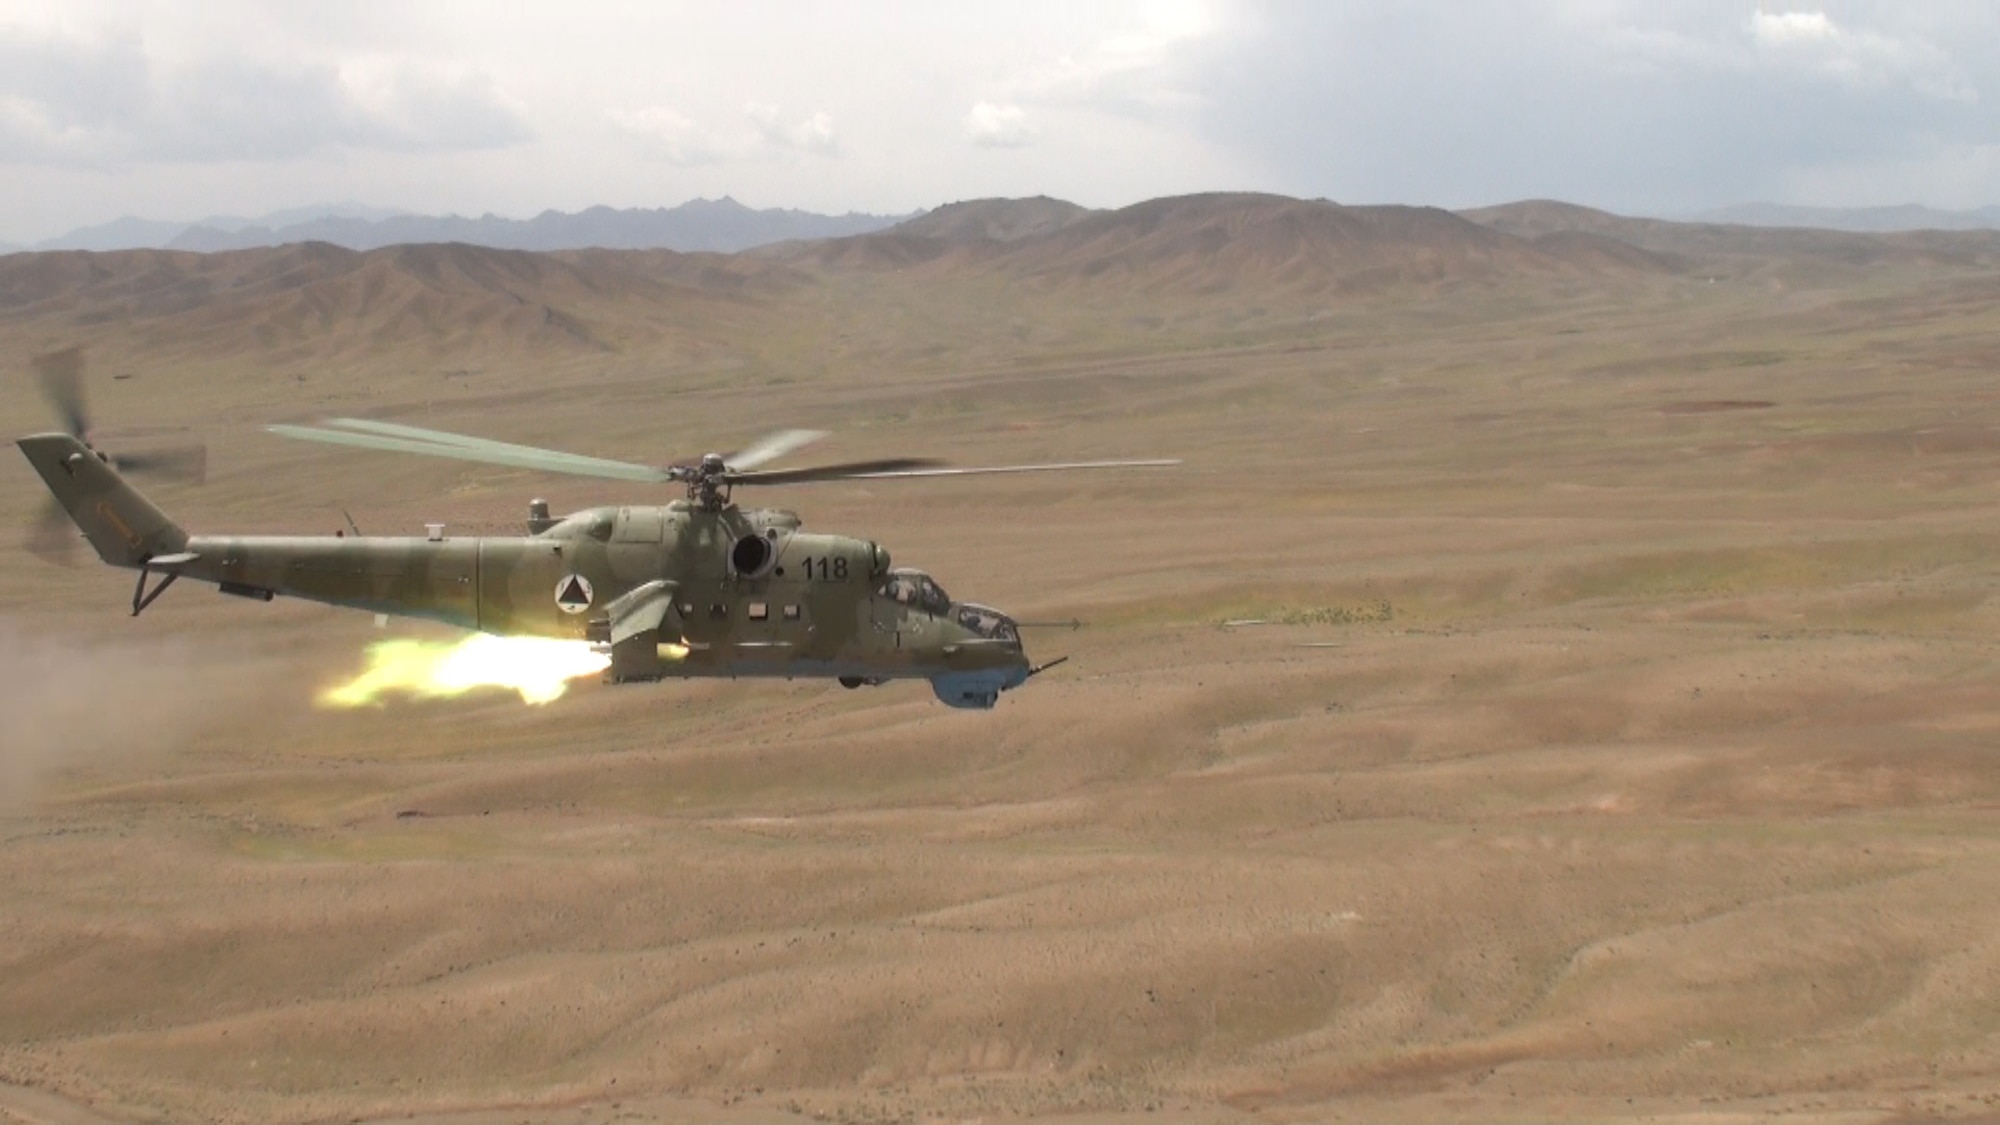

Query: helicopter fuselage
[{"left": 19, "top": 433, "right": 1033, "bottom": 709}]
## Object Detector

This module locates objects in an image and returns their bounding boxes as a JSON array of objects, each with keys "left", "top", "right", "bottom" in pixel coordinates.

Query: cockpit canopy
[
  {"left": 954, "top": 602, "right": 1019, "bottom": 642},
  {"left": 878, "top": 567, "right": 952, "bottom": 616},
  {"left": 878, "top": 569, "right": 1020, "bottom": 642}
]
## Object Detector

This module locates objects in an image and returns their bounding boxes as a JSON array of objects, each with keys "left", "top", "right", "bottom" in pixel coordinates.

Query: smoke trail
[{"left": 0, "top": 617, "right": 266, "bottom": 811}]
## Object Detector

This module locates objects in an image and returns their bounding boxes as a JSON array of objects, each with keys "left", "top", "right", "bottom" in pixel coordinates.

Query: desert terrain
[{"left": 2, "top": 194, "right": 1999, "bottom": 1123}]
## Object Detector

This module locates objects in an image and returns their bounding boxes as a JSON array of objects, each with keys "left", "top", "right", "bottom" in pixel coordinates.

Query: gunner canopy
[
  {"left": 876, "top": 568, "right": 1020, "bottom": 642},
  {"left": 878, "top": 568, "right": 952, "bottom": 616}
]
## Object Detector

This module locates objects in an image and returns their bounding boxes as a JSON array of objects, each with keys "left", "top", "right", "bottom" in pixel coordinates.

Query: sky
[{"left": 3, "top": 1, "right": 1999, "bottom": 243}]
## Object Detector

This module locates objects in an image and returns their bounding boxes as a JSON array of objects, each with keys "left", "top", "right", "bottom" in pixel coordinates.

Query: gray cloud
[
  {"left": 1179, "top": 2, "right": 2000, "bottom": 212},
  {"left": 0, "top": 27, "right": 530, "bottom": 167},
  {"left": 5, "top": 3, "right": 2000, "bottom": 243}
]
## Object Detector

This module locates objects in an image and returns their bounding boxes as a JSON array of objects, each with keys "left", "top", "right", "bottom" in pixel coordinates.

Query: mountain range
[
  {"left": 0, "top": 199, "right": 910, "bottom": 256},
  {"left": 1686, "top": 202, "right": 2000, "bottom": 232},
  {"left": 10, "top": 197, "right": 2000, "bottom": 259},
  {"left": 15, "top": 192, "right": 2000, "bottom": 375}
]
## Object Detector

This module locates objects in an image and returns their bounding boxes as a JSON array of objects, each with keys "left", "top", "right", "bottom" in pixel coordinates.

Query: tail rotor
[{"left": 24, "top": 347, "right": 206, "bottom": 563}]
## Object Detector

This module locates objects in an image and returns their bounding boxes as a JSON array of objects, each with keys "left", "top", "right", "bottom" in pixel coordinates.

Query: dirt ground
[{"left": 3, "top": 203, "right": 2000, "bottom": 1123}]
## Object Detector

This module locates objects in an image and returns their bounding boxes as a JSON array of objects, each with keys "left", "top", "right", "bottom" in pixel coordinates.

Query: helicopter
[{"left": 16, "top": 351, "right": 1175, "bottom": 709}]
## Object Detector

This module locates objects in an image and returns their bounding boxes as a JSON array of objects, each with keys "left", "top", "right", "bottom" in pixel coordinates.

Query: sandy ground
[{"left": 4, "top": 224, "right": 2000, "bottom": 1123}]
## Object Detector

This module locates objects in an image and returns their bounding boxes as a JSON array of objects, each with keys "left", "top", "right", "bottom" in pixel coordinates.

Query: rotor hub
[{"left": 688, "top": 453, "right": 734, "bottom": 509}]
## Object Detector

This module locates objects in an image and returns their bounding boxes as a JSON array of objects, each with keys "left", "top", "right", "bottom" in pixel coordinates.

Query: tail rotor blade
[{"left": 31, "top": 346, "right": 90, "bottom": 438}]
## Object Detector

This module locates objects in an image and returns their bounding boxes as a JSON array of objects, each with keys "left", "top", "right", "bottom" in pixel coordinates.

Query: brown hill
[
  {"left": 976, "top": 193, "right": 1677, "bottom": 297},
  {"left": 1462, "top": 199, "right": 2000, "bottom": 278},
  {"left": 1526, "top": 229, "right": 1688, "bottom": 274},
  {"left": 751, "top": 197, "right": 1097, "bottom": 272},
  {"left": 20, "top": 191, "right": 2000, "bottom": 385},
  {"left": 770, "top": 229, "right": 966, "bottom": 272},
  {"left": 893, "top": 196, "right": 1098, "bottom": 242},
  {"left": 1455, "top": 199, "right": 1638, "bottom": 241},
  {"left": 772, "top": 193, "right": 1679, "bottom": 300},
  {"left": 0, "top": 242, "right": 784, "bottom": 370}
]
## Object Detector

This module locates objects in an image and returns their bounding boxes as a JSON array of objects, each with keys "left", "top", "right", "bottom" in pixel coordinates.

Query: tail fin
[{"left": 17, "top": 433, "right": 189, "bottom": 567}]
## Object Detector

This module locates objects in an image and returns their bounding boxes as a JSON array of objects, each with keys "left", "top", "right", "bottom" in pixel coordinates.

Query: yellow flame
[{"left": 319, "top": 634, "right": 611, "bottom": 708}]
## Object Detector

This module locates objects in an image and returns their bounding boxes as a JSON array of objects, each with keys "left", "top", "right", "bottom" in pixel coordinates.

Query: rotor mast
[{"left": 678, "top": 453, "right": 734, "bottom": 510}]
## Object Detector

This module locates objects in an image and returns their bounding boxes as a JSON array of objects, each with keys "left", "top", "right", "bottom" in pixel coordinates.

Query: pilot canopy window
[{"left": 879, "top": 570, "right": 951, "bottom": 616}]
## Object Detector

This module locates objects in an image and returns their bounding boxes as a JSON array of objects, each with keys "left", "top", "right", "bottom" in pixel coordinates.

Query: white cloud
[
  {"left": 0, "top": 25, "right": 529, "bottom": 166},
  {"left": 964, "top": 102, "right": 1036, "bottom": 148},
  {"left": 1751, "top": 11, "right": 1837, "bottom": 46},
  {"left": 745, "top": 102, "right": 840, "bottom": 156},
  {"left": 334, "top": 59, "right": 528, "bottom": 151},
  {"left": 613, "top": 102, "right": 840, "bottom": 166},
  {"left": 988, "top": 3, "right": 1218, "bottom": 117},
  {"left": 1749, "top": 8, "right": 1974, "bottom": 102},
  {"left": 608, "top": 106, "right": 738, "bottom": 167}
]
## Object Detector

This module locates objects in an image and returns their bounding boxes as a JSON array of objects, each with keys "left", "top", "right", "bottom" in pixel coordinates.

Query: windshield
[
  {"left": 955, "top": 603, "right": 1019, "bottom": 642},
  {"left": 879, "top": 569, "right": 952, "bottom": 616}
]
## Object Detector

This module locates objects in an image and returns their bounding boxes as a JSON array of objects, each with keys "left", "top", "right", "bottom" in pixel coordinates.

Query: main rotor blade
[
  {"left": 727, "top": 429, "right": 827, "bottom": 471},
  {"left": 268, "top": 423, "right": 673, "bottom": 483},
  {"left": 116, "top": 445, "right": 208, "bottom": 484},
  {"left": 726, "top": 458, "right": 1178, "bottom": 486},
  {"left": 725, "top": 458, "right": 947, "bottom": 485},
  {"left": 828, "top": 458, "right": 1182, "bottom": 480},
  {"left": 31, "top": 347, "right": 89, "bottom": 437},
  {"left": 315, "top": 418, "right": 667, "bottom": 477}
]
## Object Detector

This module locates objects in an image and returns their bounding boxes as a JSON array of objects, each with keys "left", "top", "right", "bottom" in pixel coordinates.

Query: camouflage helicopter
[{"left": 17, "top": 351, "right": 1174, "bottom": 708}]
